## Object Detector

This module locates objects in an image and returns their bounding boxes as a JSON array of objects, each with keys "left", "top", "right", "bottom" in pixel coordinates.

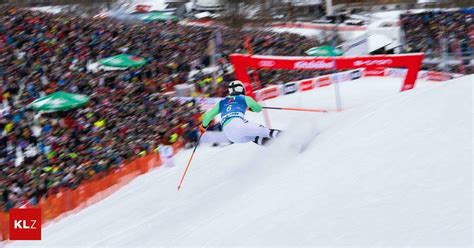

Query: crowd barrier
[
  {"left": 253, "top": 68, "right": 461, "bottom": 102},
  {"left": 382, "top": 68, "right": 463, "bottom": 81},
  {"left": 144, "top": 68, "right": 460, "bottom": 108},
  {"left": 0, "top": 141, "right": 183, "bottom": 241},
  {"left": 254, "top": 69, "right": 364, "bottom": 101}
]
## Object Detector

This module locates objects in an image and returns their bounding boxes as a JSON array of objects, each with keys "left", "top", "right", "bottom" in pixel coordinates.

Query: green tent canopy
[
  {"left": 98, "top": 54, "right": 147, "bottom": 69},
  {"left": 138, "top": 12, "right": 178, "bottom": 22},
  {"left": 305, "top": 45, "right": 343, "bottom": 57},
  {"left": 29, "top": 91, "right": 89, "bottom": 112}
]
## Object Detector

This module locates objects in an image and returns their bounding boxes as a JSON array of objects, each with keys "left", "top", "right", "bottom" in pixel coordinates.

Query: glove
[{"left": 199, "top": 124, "right": 207, "bottom": 135}]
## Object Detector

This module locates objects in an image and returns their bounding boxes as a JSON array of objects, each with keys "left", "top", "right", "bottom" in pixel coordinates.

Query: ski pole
[
  {"left": 263, "top": 106, "right": 328, "bottom": 113},
  {"left": 177, "top": 127, "right": 206, "bottom": 191}
]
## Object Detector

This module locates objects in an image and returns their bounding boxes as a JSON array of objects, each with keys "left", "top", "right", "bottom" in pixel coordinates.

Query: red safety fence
[
  {"left": 0, "top": 211, "right": 7, "bottom": 241},
  {"left": 1, "top": 141, "right": 184, "bottom": 241}
]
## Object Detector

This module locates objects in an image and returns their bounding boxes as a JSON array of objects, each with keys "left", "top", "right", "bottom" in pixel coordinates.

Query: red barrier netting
[{"left": 0, "top": 141, "right": 184, "bottom": 241}]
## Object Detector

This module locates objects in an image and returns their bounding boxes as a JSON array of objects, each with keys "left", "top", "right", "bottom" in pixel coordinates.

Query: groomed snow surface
[{"left": 9, "top": 76, "right": 472, "bottom": 247}]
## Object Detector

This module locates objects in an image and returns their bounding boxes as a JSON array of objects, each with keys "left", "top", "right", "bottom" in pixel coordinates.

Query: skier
[{"left": 199, "top": 80, "right": 280, "bottom": 146}]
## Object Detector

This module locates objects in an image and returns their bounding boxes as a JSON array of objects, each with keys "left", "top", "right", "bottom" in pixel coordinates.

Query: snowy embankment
[{"left": 9, "top": 76, "right": 472, "bottom": 247}]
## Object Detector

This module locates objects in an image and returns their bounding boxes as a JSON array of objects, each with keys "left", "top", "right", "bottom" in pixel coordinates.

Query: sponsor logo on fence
[
  {"left": 258, "top": 60, "right": 276, "bottom": 67},
  {"left": 298, "top": 79, "right": 314, "bottom": 91},
  {"left": 317, "top": 76, "right": 331, "bottom": 87},
  {"left": 332, "top": 71, "right": 353, "bottom": 83},
  {"left": 363, "top": 68, "right": 386, "bottom": 77},
  {"left": 9, "top": 208, "right": 41, "bottom": 240},
  {"left": 350, "top": 70, "right": 362, "bottom": 80},
  {"left": 354, "top": 59, "right": 393, "bottom": 67},
  {"left": 387, "top": 68, "right": 407, "bottom": 77},
  {"left": 283, "top": 82, "right": 297, "bottom": 95},
  {"left": 294, "top": 60, "right": 335, "bottom": 70},
  {"left": 259, "top": 86, "right": 281, "bottom": 100},
  {"left": 426, "top": 71, "right": 453, "bottom": 81}
]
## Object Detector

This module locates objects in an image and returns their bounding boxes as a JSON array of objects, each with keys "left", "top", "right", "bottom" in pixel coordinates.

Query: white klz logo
[
  {"left": 14, "top": 220, "right": 37, "bottom": 229},
  {"left": 354, "top": 59, "right": 393, "bottom": 67},
  {"left": 258, "top": 60, "right": 276, "bottom": 67},
  {"left": 294, "top": 61, "right": 335, "bottom": 69}
]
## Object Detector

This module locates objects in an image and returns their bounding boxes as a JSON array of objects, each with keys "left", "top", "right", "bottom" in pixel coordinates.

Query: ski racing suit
[{"left": 202, "top": 95, "right": 276, "bottom": 145}]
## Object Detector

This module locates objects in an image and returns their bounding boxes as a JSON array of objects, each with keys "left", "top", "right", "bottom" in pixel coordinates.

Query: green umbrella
[
  {"left": 138, "top": 12, "right": 178, "bottom": 22},
  {"left": 305, "top": 45, "right": 343, "bottom": 56},
  {"left": 29, "top": 91, "right": 89, "bottom": 112},
  {"left": 98, "top": 54, "right": 147, "bottom": 69}
]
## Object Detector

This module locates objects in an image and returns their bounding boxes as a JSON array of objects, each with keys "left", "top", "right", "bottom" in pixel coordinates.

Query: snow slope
[{"left": 9, "top": 76, "right": 472, "bottom": 247}]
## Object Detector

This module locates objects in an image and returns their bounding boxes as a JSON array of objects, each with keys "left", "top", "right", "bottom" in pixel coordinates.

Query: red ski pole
[
  {"left": 263, "top": 106, "right": 329, "bottom": 113},
  {"left": 177, "top": 128, "right": 205, "bottom": 191}
]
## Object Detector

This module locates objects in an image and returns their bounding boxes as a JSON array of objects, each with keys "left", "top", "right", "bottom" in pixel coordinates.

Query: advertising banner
[
  {"left": 386, "top": 68, "right": 407, "bottom": 78},
  {"left": 251, "top": 57, "right": 336, "bottom": 71},
  {"left": 298, "top": 79, "right": 315, "bottom": 91},
  {"left": 426, "top": 71, "right": 453, "bottom": 81},
  {"left": 257, "top": 85, "right": 281, "bottom": 101},
  {"left": 331, "top": 71, "right": 352, "bottom": 83},
  {"left": 230, "top": 53, "right": 424, "bottom": 95},
  {"left": 363, "top": 68, "right": 386, "bottom": 77},
  {"left": 350, "top": 69, "right": 363, "bottom": 80},
  {"left": 316, "top": 76, "right": 332, "bottom": 87},
  {"left": 283, "top": 82, "right": 298, "bottom": 95}
]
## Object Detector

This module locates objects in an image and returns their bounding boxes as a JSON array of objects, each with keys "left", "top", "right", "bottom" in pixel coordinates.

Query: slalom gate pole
[
  {"left": 177, "top": 130, "right": 205, "bottom": 191},
  {"left": 260, "top": 101, "right": 272, "bottom": 129},
  {"left": 263, "top": 106, "right": 329, "bottom": 113}
]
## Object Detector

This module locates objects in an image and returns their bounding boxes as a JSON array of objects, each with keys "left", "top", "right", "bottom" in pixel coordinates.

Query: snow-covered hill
[{"left": 9, "top": 76, "right": 472, "bottom": 247}]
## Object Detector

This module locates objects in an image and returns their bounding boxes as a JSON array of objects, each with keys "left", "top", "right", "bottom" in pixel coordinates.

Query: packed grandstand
[{"left": 0, "top": 3, "right": 472, "bottom": 215}]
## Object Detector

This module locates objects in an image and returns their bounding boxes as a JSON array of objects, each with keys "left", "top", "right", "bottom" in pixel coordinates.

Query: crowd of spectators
[
  {"left": 0, "top": 7, "right": 320, "bottom": 210},
  {"left": 401, "top": 10, "right": 474, "bottom": 74}
]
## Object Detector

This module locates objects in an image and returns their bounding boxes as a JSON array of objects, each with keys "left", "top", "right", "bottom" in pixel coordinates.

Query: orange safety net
[
  {"left": 0, "top": 141, "right": 185, "bottom": 241},
  {"left": 0, "top": 211, "right": 8, "bottom": 240}
]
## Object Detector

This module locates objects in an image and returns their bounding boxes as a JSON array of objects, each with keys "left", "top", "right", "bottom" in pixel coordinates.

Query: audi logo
[{"left": 258, "top": 60, "right": 276, "bottom": 67}]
